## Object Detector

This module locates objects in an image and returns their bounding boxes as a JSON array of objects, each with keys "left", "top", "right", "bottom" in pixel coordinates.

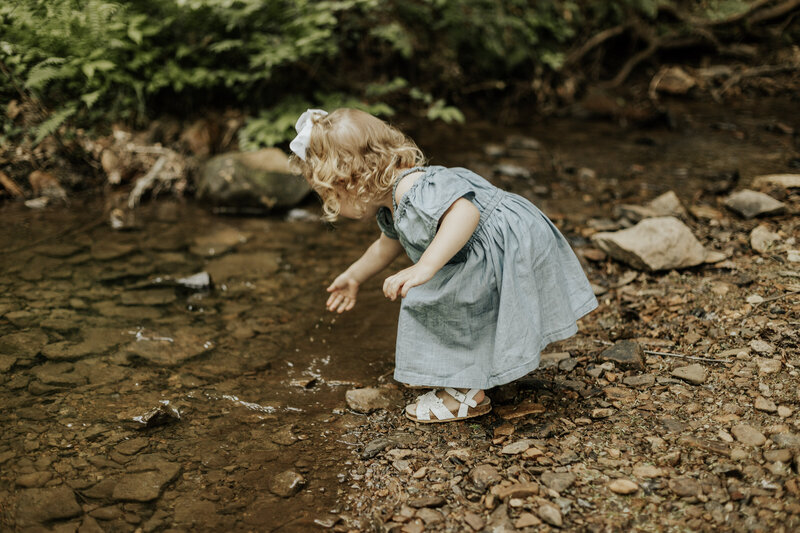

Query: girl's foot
[{"left": 405, "top": 388, "right": 491, "bottom": 423}]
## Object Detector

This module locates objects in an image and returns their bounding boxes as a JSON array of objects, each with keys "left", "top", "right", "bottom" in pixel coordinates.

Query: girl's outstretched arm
[
  {"left": 327, "top": 233, "right": 404, "bottom": 313},
  {"left": 383, "top": 198, "right": 479, "bottom": 300}
]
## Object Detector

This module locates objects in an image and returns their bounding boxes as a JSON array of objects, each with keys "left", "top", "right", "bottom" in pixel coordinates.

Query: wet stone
[
  {"left": 116, "top": 437, "right": 149, "bottom": 455},
  {"left": 35, "top": 243, "right": 84, "bottom": 258},
  {"left": 31, "top": 362, "right": 87, "bottom": 386},
  {"left": 16, "top": 471, "right": 53, "bottom": 488},
  {"left": 90, "top": 505, "right": 123, "bottom": 520},
  {"left": 270, "top": 470, "right": 305, "bottom": 498},
  {"left": 42, "top": 327, "right": 128, "bottom": 361},
  {"left": 345, "top": 387, "right": 403, "bottom": 414},
  {"left": 113, "top": 456, "right": 181, "bottom": 502},
  {"left": 732, "top": 424, "right": 766, "bottom": 446},
  {"left": 0, "top": 329, "right": 49, "bottom": 357},
  {"left": 190, "top": 226, "right": 250, "bottom": 257},
  {"left": 541, "top": 471, "right": 576, "bottom": 493},
  {"left": 0, "top": 354, "right": 17, "bottom": 372},
  {"left": 205, "top": 252, "right": 280, "bottom": 281},
  {"left": 120, "top": 288, "right": 177, "bottom": 306},
  {"left": 124, "top": 328, "right": 213, "bottom": 366},
  {"left": 671, "top": 363, "right": 707, "bottom": 385},
  {"left": 15, "top": 487, "right": 82, "bottom": 526},
  {"left": 91, "top": 242, "right": 136, "bottom": 261},
  {"left": 598, "top": 340, "right": 645, "bottom": 370}
]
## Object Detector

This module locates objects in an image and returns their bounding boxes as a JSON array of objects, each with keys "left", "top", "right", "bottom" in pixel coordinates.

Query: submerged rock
[
  {"left": 196, "top": 149, "right": 310, "bottom": 211},
  {"left": 205, "top": 252, "right": 280, "bottom": 282},
  {"left": 592, "top": 216, "right": 710, "bottom": 271},
  {"left": 124, "top": 328, "right": 213, "bottom": 366},
  {"left": 724, "top": 190, "right": 785, "bottom": 218},
  {"left": 270, "top": 470, "right": 305, "bottom": 498},
  {"left": 0, "top": 329, "right": 49, "bottom": 357},
  {"left": 15, "top": 487, "right": 82, "bottom": 526},
  {"left": 190, "top": 227, "right": 251, "bottom": 257}
]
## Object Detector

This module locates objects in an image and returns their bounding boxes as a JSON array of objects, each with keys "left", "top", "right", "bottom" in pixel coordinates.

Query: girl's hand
[
  {"left": 383, "top": 263, "right": 437, "bottom": 301},
  {"left": 326, "top": 273, "right": 359, "bottom": 313}
]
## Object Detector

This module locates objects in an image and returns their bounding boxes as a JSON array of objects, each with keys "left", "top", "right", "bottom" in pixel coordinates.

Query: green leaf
[
  {"left": 81, "top": 90, "right": 103, "bottom": 109},
  {"left": 32, "top": 105, "right": 77, "bottom": 146}
]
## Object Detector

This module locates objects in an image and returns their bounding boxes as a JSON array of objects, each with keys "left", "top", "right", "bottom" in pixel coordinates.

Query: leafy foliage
[{"left": 1, "top": 0, "right": 796, "bottom": 149}]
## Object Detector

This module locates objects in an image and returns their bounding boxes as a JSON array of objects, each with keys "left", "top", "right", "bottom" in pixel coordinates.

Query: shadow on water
[{"left": 0, "top": 98, "right": 797, "bottom": 531}]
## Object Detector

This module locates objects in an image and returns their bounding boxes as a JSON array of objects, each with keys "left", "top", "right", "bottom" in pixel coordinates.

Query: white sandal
[{"left": 405, "top": 388, "right": 491, "bottom": 423}]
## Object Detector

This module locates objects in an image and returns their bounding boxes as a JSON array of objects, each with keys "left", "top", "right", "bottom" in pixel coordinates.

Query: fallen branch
[
  {"left": 748, "top": 0, "right": 800, "bottom": 25},
  {"left": 0, "top": 170, "right": 24, "bottom": 198},
  {"left": 714, "top": 63, "right": 800, "bottom": 99},
  {"left": 565, "top": 24, "right": 629, "bottom": 66},
  {"left": 128, "top": 155, "right": 168, "bottom": 208}
]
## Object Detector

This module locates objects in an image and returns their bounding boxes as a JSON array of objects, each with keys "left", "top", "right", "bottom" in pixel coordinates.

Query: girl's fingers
[
  {"left": 328, "top": 293, "right": 343, "bottom": 311},
  {"left": 345, "top": 299, "right": 355, "bottom": 311}
]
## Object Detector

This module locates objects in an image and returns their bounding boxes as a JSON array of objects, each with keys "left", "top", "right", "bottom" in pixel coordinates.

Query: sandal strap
[
  {"left": 444, "top": 387, "right": 479, "bottom": 408},
  {"left": 416, "top": 390, "right": 455, "bottom": 421}
]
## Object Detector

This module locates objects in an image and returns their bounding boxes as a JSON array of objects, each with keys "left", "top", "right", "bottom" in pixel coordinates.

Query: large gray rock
[
  {"left": 592, "top": 217, "right": 709, "bottom": 271},
  {"left": 724, "top": 189, "right": 785, "bottom": 218},
  {"left": 196, "top": 149, "right": 310, "bottom": 211}
]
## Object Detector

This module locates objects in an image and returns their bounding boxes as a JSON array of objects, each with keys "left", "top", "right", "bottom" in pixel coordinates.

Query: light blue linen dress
[{"left": 376, "top": 166, "right": 597, "bottom": 390}]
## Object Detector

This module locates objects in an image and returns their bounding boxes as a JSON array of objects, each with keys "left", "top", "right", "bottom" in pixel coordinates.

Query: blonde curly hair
[{"left": 290, "top": 108, "right": 426, "bottom": 221}]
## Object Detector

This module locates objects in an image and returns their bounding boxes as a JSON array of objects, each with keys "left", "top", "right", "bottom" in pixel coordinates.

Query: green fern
[{"left": 32, "top": 105, "right": 76, "bottom": 146}]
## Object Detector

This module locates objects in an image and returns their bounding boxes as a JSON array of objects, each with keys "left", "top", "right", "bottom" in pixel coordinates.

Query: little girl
[{"left": 290, "top": 108, "right": 597, "bottom": 423}]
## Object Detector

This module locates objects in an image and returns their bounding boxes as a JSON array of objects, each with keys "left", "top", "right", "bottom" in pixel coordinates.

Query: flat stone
[
  {"left": 16, "top": 471, "right": 53, "bottom": 488},
  {"left": 113, "top": 457, "right": 180, "bottom": 501},
  {"left": 608, "top": 479, "right": 638, "bottom": 494},
  {"left": 598, "top": 340, "right": 645, "bottom": 370},
  {"left": 750, "top": 340, "right": 775, "bottom": 355},
  {"left": 515, "top": 512, "right": 542, "bottom": 528},
  {"left": 470, "top": 464, "right": 502, "bottom": 491},
  {"left": 778, "top": 406, "right": 793, "bottom": 418},
  {"left": 190, "top": 226, "right": 251, "bottom": 257},
  {"left": 270, "top": 470, "right": 305, "bottom": 498},
  {"left": 42, "top": 327, "right": 128, "bottom": 361},
  {"left": 494, "top": 398, "right": 545, "bottom": 420},
  {"left": 764, "top": 449, "right": 792, "bottom": 463},
  {"left": 35, "top": 243, "right": 84, "bottom": 257},
  {"left": 752, "top": 173, "right": 800, "bottom": 189},
  {"left": 500, "top": 440, "right": 531, "bottom": 455},
  {"left": 755, "top": 397, "right": 778, "bottom": 413},
  {"left": 116, "top": 437, "right": 149, "bottom": 455},
  {"left": 16, "top": 487, "right": 82, "bottom": 526},
  {"left": 541, "top": 471, "right": 576, "bottom": 493},
  {"left": 345, "top": 387, "right": 403, "bottom": 414},
  {"left": 90, "top": 506, "right": 123, "bottom": 520},
  {"left": 592, "top": 216, "right": 709, "bottom": 271},
  {"left": 724, "top": 189, "right": 785, "bottom": 218},
  {"left": 124, "top": 328, "right": 213, "bottom": 366},
  {"left": 30, "top": 362, "right": 87, "bottom": 386},
  {"left": 731, "top": 424, "right": 766, "bottom": 446},
  {"left": 91, "top": 242, "right": 136, "bottom": 261},
  {"left": 408, "top": 495, "right": 445, "bottom": 508},
  {"left": 671, "top": 363, "right": 707, "bottom": 385},
  {"left": 623, "top": 374, "right": 655, "bottom": 387},
  {"left": 0, "top": 354, "right": 17, "bottom": 372},
  {"left": 536, "top": 503, "right": 562, "bottom": 527},
  {"left": 205, "top": 252, "right": 280, "bottom": 281},
  {"left": 416, "top": 508, "right": 443, "bottom": 525},
  {"left": 756, "top": 358, "right": 781, "bottom": 374},
  {"left": 120, "top": 289, "right": 177, "bottom": 306},
  {"left": 540, "top": 351, "right": 571, "bottom": 369},
  {"left": 669, "top": 477, "right": 701, "bottom": 496},
  {"left": 494, "top": 483, "right": 540, "bottom": 501},
  {"left": 772, "top": 433, "right": 800, "bottom": 448},
  {"left": 0, "top": 329, "right": 49, "bottom": 357},
  {"left": 750, "top": 225, "right": 781, "bottom": 254},
  {"left": 463, "top": 511, "right": 485, "bottom": 531}
]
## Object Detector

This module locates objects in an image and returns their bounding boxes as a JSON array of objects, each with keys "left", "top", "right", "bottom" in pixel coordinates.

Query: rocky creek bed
[{"left": 1, "top": 98, "right": 799, "bottom": 532}]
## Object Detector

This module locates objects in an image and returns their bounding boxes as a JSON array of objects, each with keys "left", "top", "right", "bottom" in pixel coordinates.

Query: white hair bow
[{"left": 289, "top": 108, "right": 328, "bottom": 160}]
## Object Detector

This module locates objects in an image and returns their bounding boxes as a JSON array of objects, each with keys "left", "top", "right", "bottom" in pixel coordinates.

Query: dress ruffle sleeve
[{"left": 376, "top": 206, "right": 399, "bottom": 240}]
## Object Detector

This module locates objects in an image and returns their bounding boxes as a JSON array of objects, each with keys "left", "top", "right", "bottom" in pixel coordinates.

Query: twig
[
  {"left": 565, "top": 24, "right": 629, "bottom": 66},
  {"left": 0, "top": 171, "right": 24, "bottom": 198},
  {"left": 128, "top": 155, "right": 167, "bottom": 208},
  {"left": 594, "top": 340, "right": 732, "bottom": 363},
  {"left": 758, "top": 289, "right": 800, "bottom": 304},
  {"left": 748, "top": 0, "right": 800, "bottom": 25},
  {"left": 715, "top": 63, "right": 800, "bottom": 98}
]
